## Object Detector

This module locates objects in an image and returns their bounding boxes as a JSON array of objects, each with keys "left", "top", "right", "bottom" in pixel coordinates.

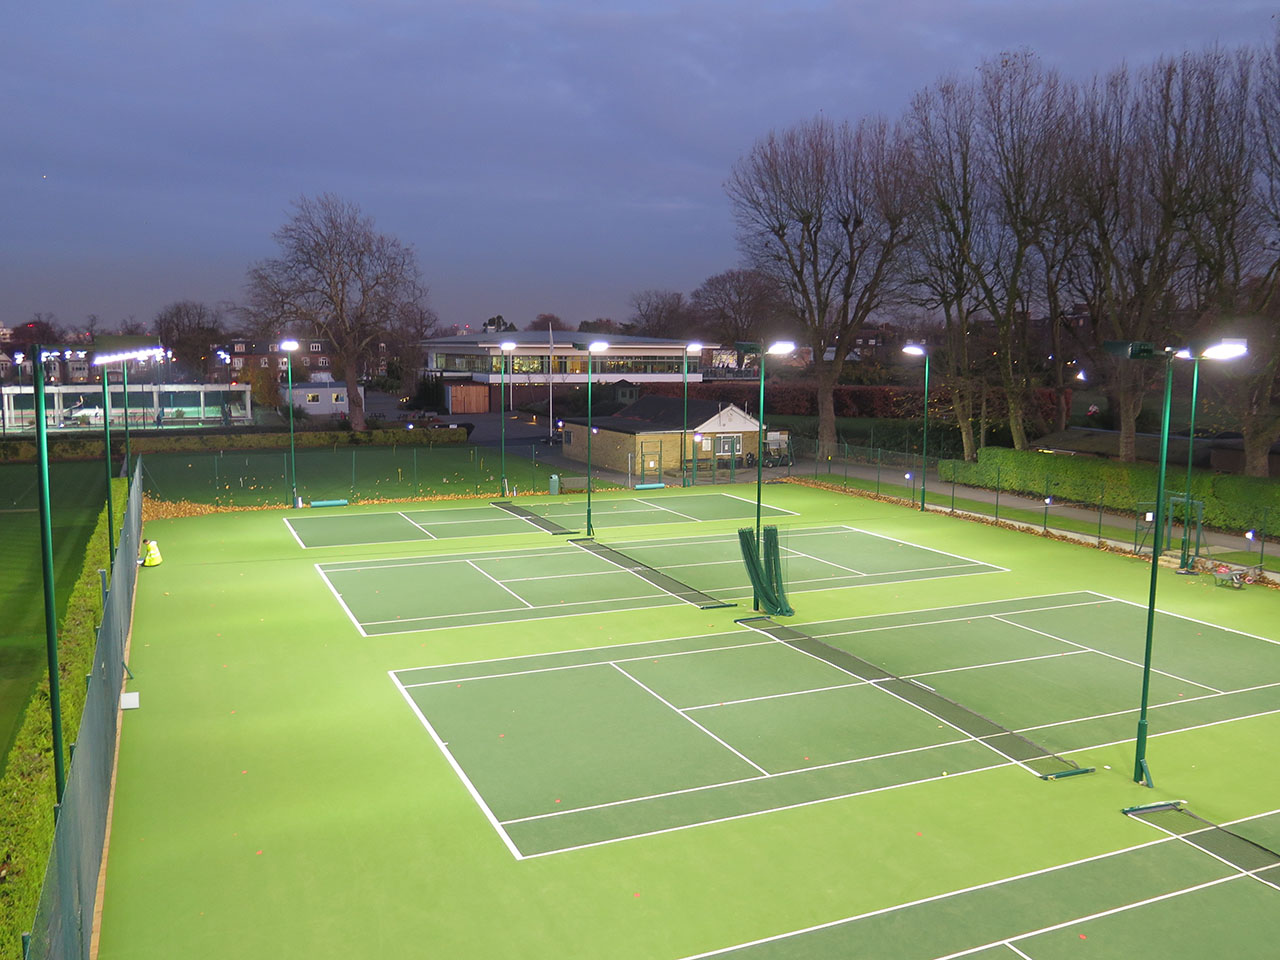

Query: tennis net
[
  {"left": 491, "top": 501, "right": 577, "bottom": 534},
  {"left": 1125, "top": 803, "right": 1280, "bottom": 878},
  {"left": 569, "top": 538, "right": 735, "bottom": 610},
  {"left": 737, "top": 616, "right": 1091, "bottom": 780}
]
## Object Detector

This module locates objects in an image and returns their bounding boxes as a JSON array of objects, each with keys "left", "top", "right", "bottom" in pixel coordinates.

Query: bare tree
[
  {"left": 527, "top": 313, "right": 570, "bottom": 331},
  {"left": 153, "top": 300, "right": 226, "bottom": 381},
  {"left": 627, "top": 290, "right": 688, "bottom": 336},
  {"left": 906, "top": 78, "right": 987, "bottom": 459},
  {"left": 727, "top": 115, "right": 914, "bottom": 456},
  {"left": 690, "top": 269, "right": 788, "bottom": 367},
  {"left": 244, "top": 194, "right": 428, "bottom": 430}
]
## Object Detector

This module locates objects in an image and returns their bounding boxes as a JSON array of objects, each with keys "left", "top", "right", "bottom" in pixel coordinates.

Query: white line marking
[
  {"left": 1129, "top": 813, "right": 1280, "bottom": 892},
  {"left": 666, "top": 808, "right": 1280, "bottom": 960},
  {"left": 313, "top": 564, "right": 369, "bottom": 637},
  {"left": 722, "top": 492, "right": 800, "bottom": 515},
  {"left": 403, "top": 640, "right": 778, "bottom": 689},
  {"left": 1004, "top": 943, "right": 1035, "bottom": 960},
  {"left": 388, "top": 671, "right": 524, "bottom": 860},
  {"left": 634, "top": 497, "right": 701, "bottom": 521},
  {"left": 501, "top": 737, "right": 975, "bottom": 826},
  {"left": 778, "top": 544, "right": 865, "bottom": 575},
  {"left": 735, "top": 620, "right": 1042, "bottom": 777},
  {"left": 684, "top": 679, "right": 870, "bottom": 711},
  {"left": 282, "top": 517, "right": 308, "bottom": 549},
  {"left": 610, "top": 663, "right": 770, "bottom": 776},
  {"left": 397, "top": 511, "right": 437, "bottom": 538},
  {"left": 569, "top": 541, "right": 705, "bottom": 607},
  {"left": 991, "top": 615, "right": 1225, "bottom": 694},
  {"left": 1086, "top": 590, "right": 1280, "bottom": 648}
]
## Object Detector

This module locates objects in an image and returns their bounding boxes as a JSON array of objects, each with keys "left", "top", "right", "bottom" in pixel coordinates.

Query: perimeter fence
[
  {"left": 789, "top": 438, "right": 1276, "bottom": 568},
  {"left": 23, "top": 460, "right": 142, "bottom": 960},
  {"left": 140, "top": 442, "right": 558, "bottom": 506}
]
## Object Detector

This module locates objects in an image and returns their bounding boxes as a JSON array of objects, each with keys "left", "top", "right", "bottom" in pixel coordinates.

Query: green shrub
[{"left": 938, "top": 448, "right": 1280, "bottom": 533}]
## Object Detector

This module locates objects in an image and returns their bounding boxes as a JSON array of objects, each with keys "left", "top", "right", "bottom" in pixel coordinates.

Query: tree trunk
[
  {"left": 343, "top": 356, "right": 367, "bottom": 430},
  {"left": 952, "top": 379, "right": 977, "bottom": 461},
  {"left": 815, "top": 364, "right": 840, "bottom": 462},
  {"left": 1111, "top": 385, "right": 1144, "bottom": 463},
  {"left": 1241, "top": 417, "right": 1279, "bottom": 478}
]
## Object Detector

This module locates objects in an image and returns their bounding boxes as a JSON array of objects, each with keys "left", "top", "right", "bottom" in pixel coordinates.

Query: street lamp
[
  {"left": 1105, "top": 338, "right": 1247, "bottom": 788},
  {"left": 1175, "top": 338, "right": 1248, "bottom": 573},
  {"left": 499, "top": 340, "right": 516, "bottom": 496},
  {"left": 682, "top": 342, "right": 702, "bottom": 487},
  {"left": 902, "top": 344, "right": 931, "bottom": 511},
  {"left": 574, "top": 340, "right": 609, "bottom": 536},
  {"left": 280, "top": 340, "right": 300, "bottom": 506}
]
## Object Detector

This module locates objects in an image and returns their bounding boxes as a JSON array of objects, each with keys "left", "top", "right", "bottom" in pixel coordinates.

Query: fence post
[
  {"left": 875, "top": 448, "right": 881, "bottom": 495},
  {"left": 1098, "top": 482, "right": 1105, "bottom": 544},
  {"left": 1043, "top": 478, "right": 1050, "bottom": 532},
  {"left": 994, "top": 465, "right": 1001, "bottom": 522},
  {"left": 1262, "top": 506, "right": 1269, "bottom": 569}
]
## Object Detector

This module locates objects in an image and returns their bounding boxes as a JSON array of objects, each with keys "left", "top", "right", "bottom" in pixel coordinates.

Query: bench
[{"left": 559, "top": 476, "right": 588, "bottom": 492}]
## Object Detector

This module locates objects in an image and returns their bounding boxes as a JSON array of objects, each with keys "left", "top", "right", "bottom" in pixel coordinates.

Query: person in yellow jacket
[{"left": 139, "top": 539, "right": 163, "bottom": 567}]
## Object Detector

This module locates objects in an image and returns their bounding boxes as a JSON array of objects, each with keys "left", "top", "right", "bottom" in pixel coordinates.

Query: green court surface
[
  {"left": 315, "top": 526, "right": 1005, "bottom": 633},
  {"left": 285, "top": 491, "right": 797, "bottom": 548},
  {"left": 96, "top": 482, "right": 1280, "bottom": 959}
]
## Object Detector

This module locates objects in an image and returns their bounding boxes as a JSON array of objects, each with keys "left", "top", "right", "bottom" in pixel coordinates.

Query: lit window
[
  {"left": 318, "top": 357, "right": 329, "bottom": 367},
  {"left": 301, "top": 356, "right": 310, "bottom": 366},
  {"left": 306, "top": 393, "right": 319, "bottom": 404},
  {"left": 259, "top": 357, "right": 269, "bottom": 367},
  {"left": 232, "top": 358, "right": 244, "bottom": 369},
  {"left": 309, "top": 342, "right": 322, "bottom": 352},
  {"left": 279, "top": 358, "right": 289, "bottom": 369},
  {"left": 233, "top": 343, "right": 245, "bottom": 353},
  {"left": 332, "top": 393, "right": 345, "bottom": 404}
]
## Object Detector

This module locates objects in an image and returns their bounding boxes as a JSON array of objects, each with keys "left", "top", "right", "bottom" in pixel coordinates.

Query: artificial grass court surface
[{"left": 96, "top": 483, "right": 1280, "bottom": 958}]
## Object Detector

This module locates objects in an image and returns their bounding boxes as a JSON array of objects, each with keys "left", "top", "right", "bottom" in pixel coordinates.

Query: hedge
[
  {"left": 0, "top": 482, "right": 123, "bottom": 957},
  {"left": 938, "top": 447, "right": 1280, "bottom": 532},
  {"left": 0, "top": 427, "right": 468, "bottom": 464}
]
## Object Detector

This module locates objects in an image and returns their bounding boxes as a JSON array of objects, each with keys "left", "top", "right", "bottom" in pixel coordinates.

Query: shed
[{"left": 561, "top": 395, "right": 787, "bottom": 481}]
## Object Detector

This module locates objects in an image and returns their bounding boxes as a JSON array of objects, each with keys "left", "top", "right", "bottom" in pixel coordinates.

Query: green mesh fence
[
  {"left": 138, "top": 443, "right": 559, "bottom": 506},
  {"left": 24, "top": 460, "right": 143, "bottom": 960}
]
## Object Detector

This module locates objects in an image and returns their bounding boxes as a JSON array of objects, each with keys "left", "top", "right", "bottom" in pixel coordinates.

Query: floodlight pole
[
  {"left": 586, "top": 350, "right": 595, "bottom": 537},
  {"left": 756, "top": 350, "right": 766, "bottom": 552},
  {"left": 1132, "top": 350, "right": 1174, "bottom": 787},
  {"left": 286, "top": 352, "right": 297, "bottom": 506},
  {"left": 101, "top": 373, "right": 115, "bottom": 559},
  {"left": 919, "top": 353, "right": 930, "bottom": 510},
  {"left": 121, "top": 361, "right": 132, "bottom": 485},
  {"left": 1177, "top": 356, "right": 1201, "bottom": 573},
  {"left": 33, "top": 347, "right": 67, "bottom": 803},
  {"left": 499, "top": 342, "right": 516, "bottom": 496}
]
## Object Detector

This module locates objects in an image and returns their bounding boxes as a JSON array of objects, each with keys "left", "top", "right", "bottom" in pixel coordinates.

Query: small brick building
[{"left": 561, "top": 395, "right": 786, "bottom": 480}]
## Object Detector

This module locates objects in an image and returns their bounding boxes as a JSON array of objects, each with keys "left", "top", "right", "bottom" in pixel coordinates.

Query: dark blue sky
[{"left": 3, "top": 2, "right": 1274, "bottom": 333}]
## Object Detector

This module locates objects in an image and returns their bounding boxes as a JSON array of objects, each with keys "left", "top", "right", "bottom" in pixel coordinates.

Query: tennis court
[
  {"left": 316, "top": 525, "right": 1007, "bottom": 633},
  {"left": 285, "top": 492, "right": 798, "bottom": 548},
  {"left": 389, "top": 591, "right": 1280, "bottom": 859},
  {"left": 93, "top": 481, "right": 1280, "bottom": 960}
]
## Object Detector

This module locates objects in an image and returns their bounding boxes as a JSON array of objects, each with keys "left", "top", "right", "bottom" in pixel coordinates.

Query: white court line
[
  {"left": 402, "top": 640, "right": 777, "bottom": 689},
  {"left": 1015, "top": 678, "right": 1280, "bottom": 735},
  {"left": 388, "top": 671, "right": 524, "bottom": 860},
  {"left": 634, "top": 497, "right": 701, "bottom": 521},
  {"left": 569, "top": 540, "right": 707, "bottom": 607},
  {"left": 312, "top": 564, "right": 369, "bottom": 638},
  {"left": 390, "top": 623, "right": 748, "bottom": 678},
  {"left": 282, "top": 517, "right": 308, "bottom": 549},
  {"left": 1129, "top": 812, "right": 1280, "bottom": 893},
  {"left": 735, "top": 619, "right": 1042, "bottom": 778},
  {"left": 722, "top": 491, "right": 800, "bottom": 515},
  {"left": 836, "top": 523, "right": 1012, "bottom": 572},
  {"left": 1004, "top": 943, "right": 1035, "bottom": 960},
  {"left": 397, "top": 512, "right": 437, "bottom": 539},
  {"left": 518, "top": 761, "right": 1011, "bottom": 860},
  {"left": 502, "top": 736, "right": 974, "bottom": 826},
  {"left": 796, "top": 595, "right": 1104, "bottom": 637},
  {"left": 778, "top": 544, "right": 865, "bottom": 576},
  {"left": 361, "top": 597, "right": 683, "bottom": 634},
  {"left": 684, "top": 679, "right": 870, "bottom": 711},
  {"left": 361, "top": 587, "right": 672, "bottom": 627},
  {"left": 991, "top": 615, "right": 1226, "bottom": 694},
  {"left": 610, "top": 663, "right": 770, "bottom": 776},
  {"left": 1087, "top": 590, "right": 1280, "bottom": 648},
  {"left": 1069, "top": 705, "right": 1280, "bottom": 755},
  {"left": 670, "top": 806, "right": 1280, "bottom": 959}
]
